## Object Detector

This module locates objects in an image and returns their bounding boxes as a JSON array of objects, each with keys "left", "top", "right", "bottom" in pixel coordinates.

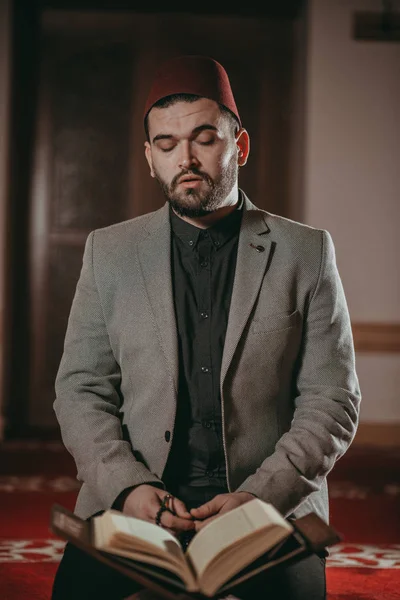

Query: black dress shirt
[{"left": 163, "top": 198, "right": 243, "bottom": 495}]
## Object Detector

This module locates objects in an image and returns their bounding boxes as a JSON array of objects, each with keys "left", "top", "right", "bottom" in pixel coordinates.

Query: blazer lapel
[
  {"left": 221, "top": 194, "right": 273, "bottom": 386},
  {"left": 137, "top": 203, "right": 179, "bottom": 395}
]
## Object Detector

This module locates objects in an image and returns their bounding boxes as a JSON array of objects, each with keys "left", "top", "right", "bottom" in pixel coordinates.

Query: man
[{"left": 52, "top": 55, "right": 361, "bottom": 600}]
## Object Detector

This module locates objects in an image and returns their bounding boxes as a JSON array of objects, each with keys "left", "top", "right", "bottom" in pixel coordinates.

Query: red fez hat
[{"left": 144, "top": 55, "right": 241, "bottom": 127}]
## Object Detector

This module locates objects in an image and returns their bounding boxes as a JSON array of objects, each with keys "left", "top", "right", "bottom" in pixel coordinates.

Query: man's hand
[
  {"left": 122, "top": 484, "right": 195, "bottom": 537},
  {"left": 190, "top": 492, "right": 256, "bottom": 532}
]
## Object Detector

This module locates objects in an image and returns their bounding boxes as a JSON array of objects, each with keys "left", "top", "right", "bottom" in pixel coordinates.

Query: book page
[
  {"left": 109, "top": 553, "right": 193, "bottom": 593},
  {"left": 95, "top": 511, "right": 197, "bottom": 589},
  {"left": 99, "top": 544, "right": 197, "bottom": 590},
  {"left": 95, "top": 511, "right": 185, "bottom": 561},
  {"left": 218, "top": 545, "right": 305, "bottom": 595},
  {"left": 187, "top": 499, "right": 293, "bottom": 577},
  {"left": 200, "top": 525, "right": 292, "bottom": 596}
]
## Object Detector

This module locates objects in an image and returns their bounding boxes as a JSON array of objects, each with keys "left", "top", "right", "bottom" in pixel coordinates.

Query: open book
[{"left": 51, "top": 499, "right": 340, "bottom": 599}]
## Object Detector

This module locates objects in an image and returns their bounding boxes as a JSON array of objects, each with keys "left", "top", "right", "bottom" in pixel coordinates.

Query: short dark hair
[{"left": 144, "top": 93, "right": 240, "bottom": 142}]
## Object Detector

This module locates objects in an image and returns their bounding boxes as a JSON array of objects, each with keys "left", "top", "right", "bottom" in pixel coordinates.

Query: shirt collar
[{"left": 169, "top": 193, "right": 244, "bottom": 250}]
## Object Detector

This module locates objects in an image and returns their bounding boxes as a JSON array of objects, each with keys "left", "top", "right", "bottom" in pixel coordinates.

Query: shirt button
[
  {"left": 188, "top": 240, "right": 194, "bottom": 246},
  {"left": 214, "top": 240, "right": 220, "bottom": 247},
  {"left": 200, "top": 259, "right": 208, "bottom": 267},
  {"left": 206, "top": 470, "right": 214, "bottom": 478},
  {"left": 201, "top": 366, "right": 210, "bottom": 373},
  {"left": 203, "top": 231, "right": 209, "bottom": 238},
  {"left": 202, "top": 420, "right": 212, "bottom": 429},
  {"left": 200, "top": 311, "right": 209, "bottom": 319}
]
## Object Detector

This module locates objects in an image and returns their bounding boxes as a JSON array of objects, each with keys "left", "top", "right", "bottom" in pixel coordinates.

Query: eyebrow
[{"left": 152, "top": 124, "right": 218, "bottom": 144}]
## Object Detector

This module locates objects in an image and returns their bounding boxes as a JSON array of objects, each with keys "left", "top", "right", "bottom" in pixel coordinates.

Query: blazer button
[{"left": 164, "top": 430, "right": 171, "bottom": 442}]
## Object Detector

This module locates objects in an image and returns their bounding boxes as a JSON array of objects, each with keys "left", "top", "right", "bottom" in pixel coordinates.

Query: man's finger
[
  {"left": 171, "top": 497, "right": 192, "bottom": 520},
  {"left": 190, "top": 495, "right": 225, "bottom": 519},
  {"left": 194, "top": 514, "right": 219, "bottom": 531},
  {"left": 161, "top": 511, "right": 195, "bottom": 532},
  {"left": 147, "top": 498, "right": 163, "bottom": 522}
]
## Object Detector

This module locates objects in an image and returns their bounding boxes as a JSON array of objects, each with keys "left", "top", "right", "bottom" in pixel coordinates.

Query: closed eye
[{"left": 198, "top": 139, "right": 215, "bottom": 146}]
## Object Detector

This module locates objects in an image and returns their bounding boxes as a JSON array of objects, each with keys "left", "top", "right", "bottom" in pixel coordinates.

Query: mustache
[{"left": 171, "top": 168, "right": 213, "bottom": 189}]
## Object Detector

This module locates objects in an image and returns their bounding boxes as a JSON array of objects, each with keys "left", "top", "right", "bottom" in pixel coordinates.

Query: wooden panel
[
  {"left": 353, "top": 11, "right": 400, "bottom": 42},
  {"left": 28, "top": 33, "right": 135, "bottom": 427},
  {"left": 352, "top": 323, "right": 400, "bottom": 353},
  {"left": 0, "top": 0, "right": 12, "bottom": 440},
  {"left": 50, "top": 40, "right": 133, "bottom": 231},
  {"left": 353, "top": 423, "right": 400, "bottom": 448},
  {"left": 5, "top": 0, "right": 41, "bottom": 437},
  {"left": 46, "top": 243, "right": 86, "bottom": 386},
  {"left": 40, "top": 1, "right": 304, "bottom": 18}
]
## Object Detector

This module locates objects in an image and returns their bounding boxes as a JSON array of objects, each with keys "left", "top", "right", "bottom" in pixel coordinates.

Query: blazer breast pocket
[{"left": 251, "top": 309, "right": 301, "bottom": 334}]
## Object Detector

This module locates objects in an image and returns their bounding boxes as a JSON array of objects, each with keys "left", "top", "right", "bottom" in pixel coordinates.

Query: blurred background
[{"left": 0, "top": 0, "right": 399, "bottom": 449}]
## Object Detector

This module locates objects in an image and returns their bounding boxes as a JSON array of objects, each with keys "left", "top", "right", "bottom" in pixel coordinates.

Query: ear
[
  {"left": 144, "top": 141, "right": 155, "bottom": 178},
  {"left": 235, "top": 128, "right": 250, "bottom": 166}
]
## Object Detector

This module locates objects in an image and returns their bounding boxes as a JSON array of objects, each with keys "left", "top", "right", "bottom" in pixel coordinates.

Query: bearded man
[{"left": 51, "top": 55, "right": 361, "bottom": 600}]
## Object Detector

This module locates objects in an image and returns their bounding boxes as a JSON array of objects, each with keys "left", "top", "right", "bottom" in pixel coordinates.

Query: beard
[{"left": 152, "top": 153, "right": 238, "bottom": 218}]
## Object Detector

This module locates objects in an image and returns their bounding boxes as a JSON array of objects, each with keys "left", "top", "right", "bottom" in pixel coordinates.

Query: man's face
[{"left": 144, "top": 98, "right": 240, "bottom": 218}]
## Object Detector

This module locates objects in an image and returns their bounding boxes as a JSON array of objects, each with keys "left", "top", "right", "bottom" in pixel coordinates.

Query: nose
[{"left": 178, "top": 142, "right": 199, "bottom": 170}]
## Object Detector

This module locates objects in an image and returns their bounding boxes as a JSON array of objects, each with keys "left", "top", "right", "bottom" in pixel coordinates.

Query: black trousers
[{"left": 51, "top": 485, "right": 326, "bottom": 600}]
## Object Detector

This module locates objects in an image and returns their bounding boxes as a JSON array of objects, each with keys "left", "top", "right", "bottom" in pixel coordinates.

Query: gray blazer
[{"left": 54, "top": 192, "right": 361, "bottom": 522}]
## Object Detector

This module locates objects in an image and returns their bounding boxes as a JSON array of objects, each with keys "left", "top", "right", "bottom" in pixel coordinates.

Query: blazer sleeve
[
  {"left": 53, "top": 231, "right": 165, "bottom": 508},
  {"left": 236, "top": 229, "right": 361, "bottom": 516}
]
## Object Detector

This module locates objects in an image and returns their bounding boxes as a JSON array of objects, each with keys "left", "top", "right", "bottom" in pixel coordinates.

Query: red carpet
[{"left": 0, "top": 442, "right": 399, "bottom": 599}]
